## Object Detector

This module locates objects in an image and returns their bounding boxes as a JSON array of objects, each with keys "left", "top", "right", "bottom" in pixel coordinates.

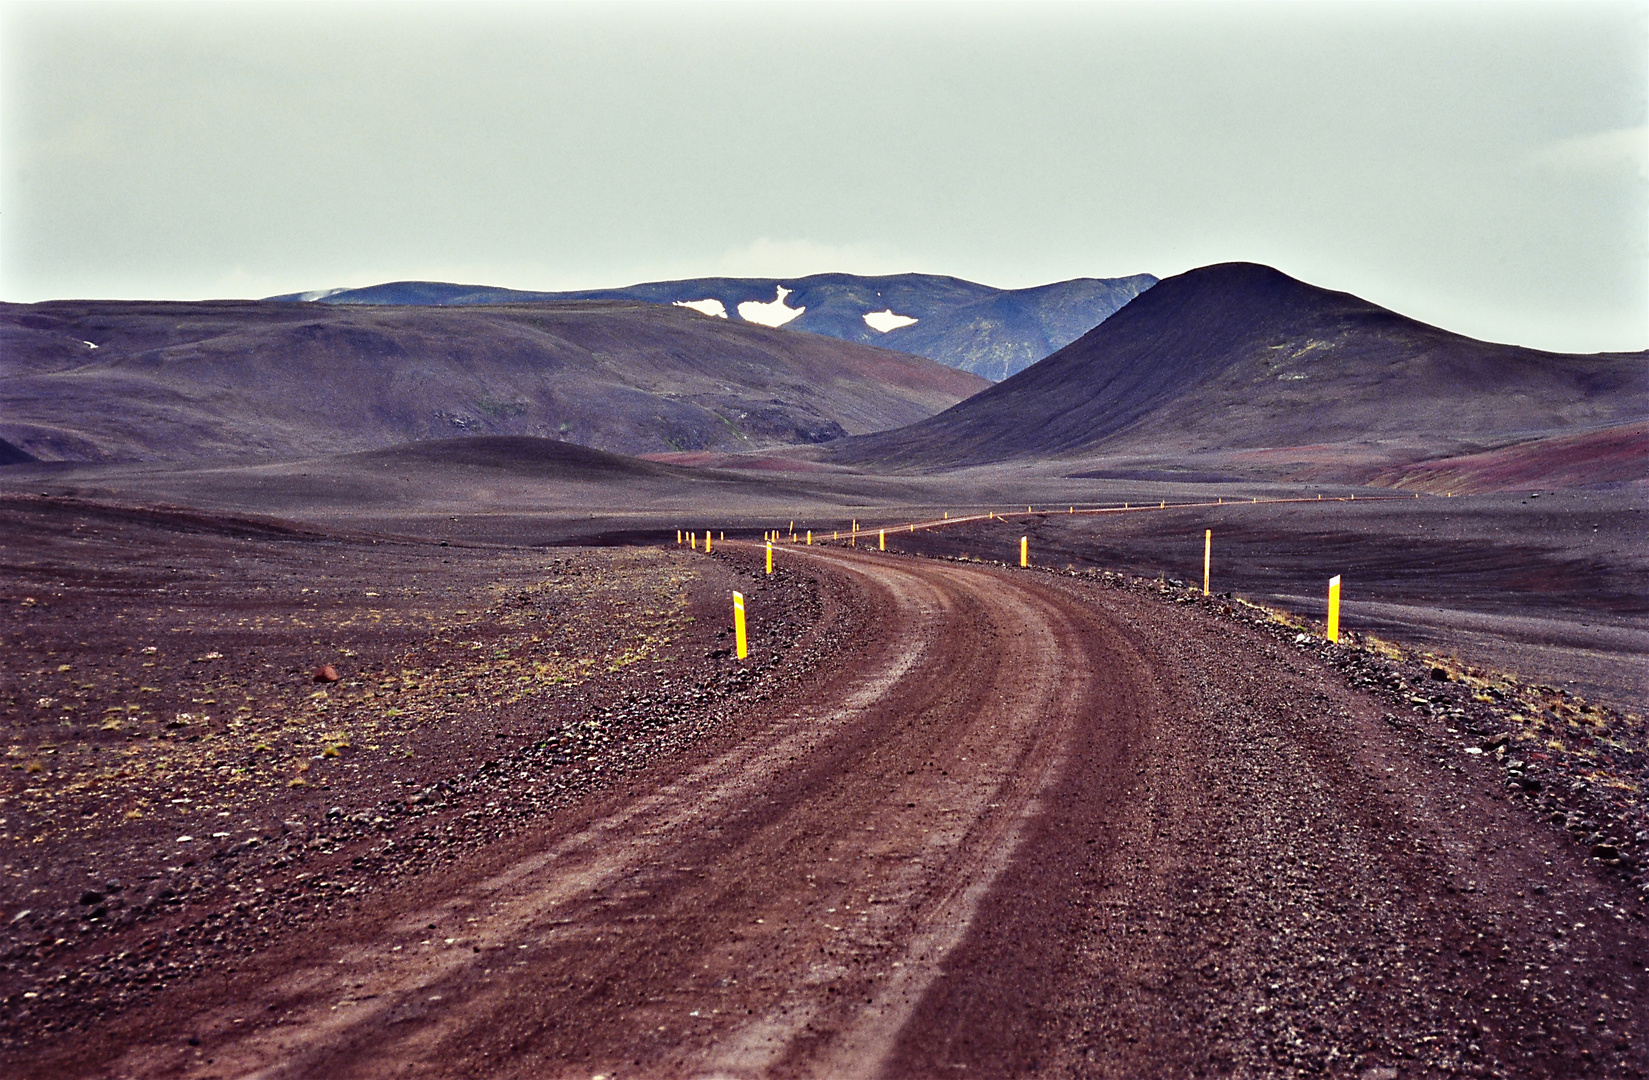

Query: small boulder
[{"left": 313, "top": 664, "right": 340, "bottom": 683}]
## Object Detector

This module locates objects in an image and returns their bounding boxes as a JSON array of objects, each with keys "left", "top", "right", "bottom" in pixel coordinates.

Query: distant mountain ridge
[
  {"left": 267, "top": 272, "right": 1158, "bottom": 381},
  {"left": 0, "top": 299, "right": 987, "bottom": 463},
  {"left": 834, "top": 262, "right": 1649, "bottom": 480}
]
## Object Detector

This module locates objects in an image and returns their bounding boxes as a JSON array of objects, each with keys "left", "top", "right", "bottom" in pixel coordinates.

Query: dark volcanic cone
[{"left": 835, "top": 263, "right": 1649, "bottom": 476}]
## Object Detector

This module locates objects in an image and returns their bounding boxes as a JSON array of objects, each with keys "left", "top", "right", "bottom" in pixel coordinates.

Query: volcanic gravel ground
[
  {"left": 0, "top": 497, "right": 834, "bottom": 1057},
  {"left": 2, "top": 514, "right": 1646, "bottom": 1078},
  {"left": 897, "top": 568, "right": 1647, "bottom": 1078}
]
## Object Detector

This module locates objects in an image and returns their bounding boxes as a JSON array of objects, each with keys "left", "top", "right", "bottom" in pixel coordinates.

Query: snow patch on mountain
[
  {"left": 863, "top": 309, "right": 918, "bottom": 333},
  {"left": 672, "top": 299, "right": 729, "bottom": 319},
  {"left": 737, "top": 286, "right": 805, "bottom": 328}
]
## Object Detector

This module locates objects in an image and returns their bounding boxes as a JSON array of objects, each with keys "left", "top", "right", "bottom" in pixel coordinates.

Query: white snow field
[
  {"left": 863, "top": 309, "right": 918, "bottom": 332},
  {"left": 736, "top": 286, "right": 805, "bottom": 328},
  {"left": 672, "top": 298, "right": 729, "bottom": 318}
]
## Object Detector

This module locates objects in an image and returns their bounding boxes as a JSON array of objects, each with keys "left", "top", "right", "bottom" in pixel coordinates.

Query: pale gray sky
[{"left": 3, "top": 1, "right": 1645, "bottom": 353}]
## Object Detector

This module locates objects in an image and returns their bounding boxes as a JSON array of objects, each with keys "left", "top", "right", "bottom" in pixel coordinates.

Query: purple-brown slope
[
  {"left": 834, "top": 263, "right": 1649, "bottom": 476},
  {"left": 0, "top": 300, "right": 988, "bottom": 463},
  {"left": 1365, "top": 420, "right": 1649, "bottom": 494}
]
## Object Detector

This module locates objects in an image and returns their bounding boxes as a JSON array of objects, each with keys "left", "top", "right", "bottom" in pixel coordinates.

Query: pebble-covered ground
[
  {"left": 1176, "top": 578, "right": 1647, "bottom": 909},
  {"left": 3, "top": 498, "right": 1644, "bottom": 1077},
  {"left": 0, "top": 497, "right": 833, "bottom": 1048},
  {"left": 880, "top": 559, "right": 1646, "bottom": 1078}
]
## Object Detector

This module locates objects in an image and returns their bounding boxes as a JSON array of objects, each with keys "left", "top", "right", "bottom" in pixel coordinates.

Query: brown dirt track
[{"left": 6, "top": 537, "right": 1644, "bottom": 1079}]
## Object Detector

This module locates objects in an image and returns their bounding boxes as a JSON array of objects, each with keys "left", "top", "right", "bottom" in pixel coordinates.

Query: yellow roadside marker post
[
  {"left": 690, "top": 532, "right": 697, "bottom": 550},
  {"left": 676, "top": 530, "right": 682, "bottom": 545},
  {"left": 705, "top": 533, "right": 713, "bottom": 554},
  {"left": 1160, "top": 500, "right": 1165, "bottom": 509},
  {"left": 807, "top": 530, "right": 812, "bottom": 545},
  {"left": 733, "top": 591, "right": 748, "bottom": 659},
  {"left": 1327, "top": 575, "right": 1342, "bottom": 642},
  {"left": 1020, "top": 536, "right": 1028, "bottom": 567},
  {"left": 720, "top": 531, "right": 725, "bottom": 541},
  {"left": 766, "top": 541, "right": 773, "bottom": 575},
  {"left": 1203, "top": 529, "right": 1212, "bottom": 596},
  {"left": 879, "top": 529, "right": 886, "bottom": 551}
]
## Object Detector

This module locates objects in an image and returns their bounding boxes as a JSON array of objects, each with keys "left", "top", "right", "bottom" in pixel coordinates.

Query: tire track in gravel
[
  {"left": 105, "top": 543, "right": 1142, "bottom": 1079},
  {"left": 62, "top": 543, "right": 1645, "bottom": 1079},
  {"left": 880, "top": 572, "right": 1649, "bottom": 1078}
]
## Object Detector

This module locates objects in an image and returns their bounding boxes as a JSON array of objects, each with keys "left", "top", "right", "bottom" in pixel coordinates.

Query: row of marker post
[
  {"left": 685, "top": 515, "right": 1348, "bottom": 662},
  {"left": 675, "top": 529, "right": 750, "bottom": 658},
  {"left": 674, "top": 529, "right": 726, "bottom": 553}
]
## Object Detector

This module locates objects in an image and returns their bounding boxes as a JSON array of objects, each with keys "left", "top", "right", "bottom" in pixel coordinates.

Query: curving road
[{"left": 102, "top": 543, "right": 1646, "bottom": 1078}]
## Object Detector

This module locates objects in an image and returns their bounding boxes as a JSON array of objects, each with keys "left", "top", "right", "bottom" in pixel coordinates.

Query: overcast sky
[{"left": 3, "top": 1, "right": 1645, "bottom": 352}]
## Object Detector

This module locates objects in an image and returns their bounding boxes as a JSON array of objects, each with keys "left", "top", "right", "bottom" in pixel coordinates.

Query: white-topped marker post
[
  {"left": 1203, "top": 529, "right": 1212, "bottom": 596},
  {"left": 733, "top": 591, "right": 748, "bottom": 659},
  {"left": 1327, "top": 575, "right": 1342, "bottom": 642}
]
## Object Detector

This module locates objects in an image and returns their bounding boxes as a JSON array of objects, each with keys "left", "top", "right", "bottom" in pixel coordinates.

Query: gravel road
[{"left": 11, "top": 541, "right": 1647, "bottom": 1078}]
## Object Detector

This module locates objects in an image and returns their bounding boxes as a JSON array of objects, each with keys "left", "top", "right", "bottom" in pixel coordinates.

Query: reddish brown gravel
[{"left": 5, "top": 527, "right": 1647, "bottom": 1078}]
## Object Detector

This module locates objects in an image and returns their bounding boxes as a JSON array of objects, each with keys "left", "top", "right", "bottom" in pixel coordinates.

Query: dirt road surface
[{"left": 15, "top": 542, "right": 1648, "bottom": 1078}]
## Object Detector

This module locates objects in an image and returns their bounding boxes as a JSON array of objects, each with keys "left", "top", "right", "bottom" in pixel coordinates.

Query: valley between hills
[{"left": 1, "top": 263, "right": 1646, "bottom": 1078}]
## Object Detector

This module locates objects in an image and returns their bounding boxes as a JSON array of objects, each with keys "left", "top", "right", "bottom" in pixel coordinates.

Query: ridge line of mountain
[{"left": 266, "top": 270, "right": 1159, "bottom": 381}]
